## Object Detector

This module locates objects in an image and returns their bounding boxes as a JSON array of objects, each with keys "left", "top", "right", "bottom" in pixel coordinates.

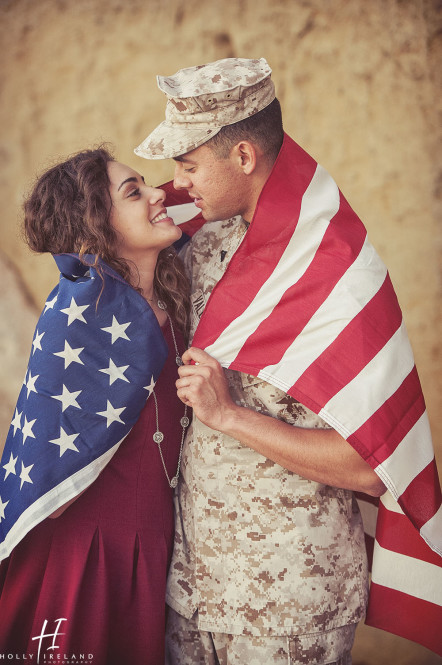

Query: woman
[{"left": 0, "top": 147, "right": 190, "bottom": 663}]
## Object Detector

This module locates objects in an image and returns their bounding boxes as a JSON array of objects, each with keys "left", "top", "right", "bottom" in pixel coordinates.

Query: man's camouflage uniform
[{"left": 166, "top": 217, "right": 369, "bottom": 662}]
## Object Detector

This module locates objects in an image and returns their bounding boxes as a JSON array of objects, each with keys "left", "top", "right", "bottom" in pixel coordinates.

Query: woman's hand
[{"left": 176, "top": 347, "right": 240, "bottom": 431}]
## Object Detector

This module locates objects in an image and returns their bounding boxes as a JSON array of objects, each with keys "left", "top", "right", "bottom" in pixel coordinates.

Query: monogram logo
[{"left": 31, "top": 618, "right": 66, "bottom": 664}]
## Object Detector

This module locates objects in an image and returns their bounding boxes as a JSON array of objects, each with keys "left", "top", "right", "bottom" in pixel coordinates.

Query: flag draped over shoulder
[
  {"left": 0, "top": 254, "right": 167, "bottom": 562},
  {"left": 165, "top": 133, "right": 442, "bottom": 655}
]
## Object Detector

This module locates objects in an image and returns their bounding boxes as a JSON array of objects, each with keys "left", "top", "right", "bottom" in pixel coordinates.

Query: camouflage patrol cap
[{"left": 134, "top": 57, "right": 275, "bottom": 160}]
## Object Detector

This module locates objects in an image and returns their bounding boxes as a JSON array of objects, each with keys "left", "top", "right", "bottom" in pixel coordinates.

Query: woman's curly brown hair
[{"left": 23, "top": 147, "right": 190, "bottom": 337}]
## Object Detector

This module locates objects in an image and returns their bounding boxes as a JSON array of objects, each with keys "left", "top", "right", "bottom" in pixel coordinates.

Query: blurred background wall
[{"left": 0, "top": 0, "right": 440, "bottom": 662}]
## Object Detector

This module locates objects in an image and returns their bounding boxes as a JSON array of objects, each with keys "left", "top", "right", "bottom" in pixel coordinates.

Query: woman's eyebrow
[
  {"left": 117, "top": 175, "right": 146, "bottom": 191},
  {"left": 117, "top": 177, "right": 138, "bottom": 191}
]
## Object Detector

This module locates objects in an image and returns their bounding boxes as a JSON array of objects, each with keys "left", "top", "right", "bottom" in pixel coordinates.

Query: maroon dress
[{"left": 0, "top": 320, "right": 186, "bottom": 664}]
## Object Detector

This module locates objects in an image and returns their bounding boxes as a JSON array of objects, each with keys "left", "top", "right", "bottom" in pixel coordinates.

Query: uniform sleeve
[{"left": 234, "top": 371, "right": 332, "bottom": 429}]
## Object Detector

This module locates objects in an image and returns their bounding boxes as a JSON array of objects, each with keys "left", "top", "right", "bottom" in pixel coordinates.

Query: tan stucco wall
[{"left": 0, "top": 0, "right": 440, "bottom": 662}]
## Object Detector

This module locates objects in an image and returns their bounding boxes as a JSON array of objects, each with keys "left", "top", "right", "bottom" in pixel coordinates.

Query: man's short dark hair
[{"left": 206, "top": 98, "right": 284, "bottom": 162}]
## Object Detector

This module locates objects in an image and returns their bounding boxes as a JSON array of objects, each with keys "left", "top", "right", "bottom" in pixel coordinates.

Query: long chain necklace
[{"left": 152, "top": 299, "right": 189, "bottom": 489}]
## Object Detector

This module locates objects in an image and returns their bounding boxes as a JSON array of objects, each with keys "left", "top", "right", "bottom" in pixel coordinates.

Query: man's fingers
[
  {"left": 181, "top": 346, "right": 219, "bottom": 366},
  {"left": 176, "top": 372, "right": 206, "bottom": 392},
  {"left": 176, "top": 388, "right": 192, "bottom": 406},
  {"left": 178, "top": 363, "right": 216, "bottom": 380}
]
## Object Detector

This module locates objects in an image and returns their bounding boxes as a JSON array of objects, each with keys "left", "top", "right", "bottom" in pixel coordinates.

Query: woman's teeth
[{"left": 151, "top": 212, "right": 168, "bottom": 223}]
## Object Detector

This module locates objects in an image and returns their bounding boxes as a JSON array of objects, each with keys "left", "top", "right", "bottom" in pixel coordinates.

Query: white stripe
[
  {"left": 371, "top": 540, "right": 442, "bottom": 605},
  {"left": 319, "top": 321, "right": 415, "bottom": 438},
  {"left": 375, "top": 411, "right": 434, "bottom": 497},
  {"left": 205, "top": 164, "right": 340, "bottom": 362},
  {"left": 166, "top": 202, "right": 200, "bottom": 226},
  {"left": 0, "top": 437, "right": 124, "bottom": 562},
  {"left": 258, "top": 237, "right": 387, "bottom": 391},
  {"left": 356, "top": 496, "right": 378, "bottom": 538},
  {"left": 421, "top": 504, "right": 442, "bottom": 556},
  {"left": 380, "top": 490, "right": 404, "bottom": 514}
]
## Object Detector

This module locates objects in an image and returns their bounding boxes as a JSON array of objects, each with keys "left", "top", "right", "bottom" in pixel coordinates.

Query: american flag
[
  {"left": 0, "top": 254, "right": 167, "bottom": 561},
  {"left": 164, "top": 133, "right": 442, "bottom": 655}
]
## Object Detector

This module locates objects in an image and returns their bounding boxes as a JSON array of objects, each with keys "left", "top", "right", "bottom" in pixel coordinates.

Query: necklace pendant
[
  {"left": 157, "top": 300, "right": 167, "bottom": 310},
  {"left": 170, "top": 476, "right": 178, "bottom": 488},
  {"left": 180, "top": 416, "right": 190, "bottom": 428},
  {"left": 176, "top": 355, "right": 183, "bottom": 366},
  {"left": 153, "top": 431, "right": 164, "bottom": 444}
]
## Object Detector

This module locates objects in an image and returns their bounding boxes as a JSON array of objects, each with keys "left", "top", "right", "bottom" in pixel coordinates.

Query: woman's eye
[
  {"left": 128, "top": 188, "right": 140, "bottom": 197},
  {"left": 184, "top": 168, "right": 195, "bottom": 173}
]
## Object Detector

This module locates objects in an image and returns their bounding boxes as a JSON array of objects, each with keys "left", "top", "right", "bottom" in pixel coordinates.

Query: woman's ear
[{"left": 231, "top": 141, "right": 257, "bottom": 175}]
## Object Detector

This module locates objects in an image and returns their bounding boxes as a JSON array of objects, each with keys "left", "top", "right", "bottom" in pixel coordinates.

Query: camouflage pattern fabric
[
  {"left": 166, "top": 217, "right": 369, "bottom": 639},
  {"left": 166, "top": 607, "right": 356, "bottom": 665}
]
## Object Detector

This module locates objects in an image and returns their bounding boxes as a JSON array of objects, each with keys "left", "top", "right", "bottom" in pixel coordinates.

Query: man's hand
[
  {"left": 176, "top": 347, "right": 385, "bottom": 496},
  {"left": 176, "top": 347, "right": 240, "bottom": 431}
]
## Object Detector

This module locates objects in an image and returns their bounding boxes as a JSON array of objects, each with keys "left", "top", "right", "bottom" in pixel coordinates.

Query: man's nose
[{"left": 173, "top": 165, "right": 191, "bottom": 190}]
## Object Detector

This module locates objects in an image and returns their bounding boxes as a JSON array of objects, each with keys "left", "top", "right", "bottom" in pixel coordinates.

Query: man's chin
[{"left": 201, "top": 209, "right": 222, "bottom": 222}]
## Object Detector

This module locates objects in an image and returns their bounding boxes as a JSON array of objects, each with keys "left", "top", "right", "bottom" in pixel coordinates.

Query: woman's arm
[{"left": 48, "top": 490, "right": 87, "bottom": 518}]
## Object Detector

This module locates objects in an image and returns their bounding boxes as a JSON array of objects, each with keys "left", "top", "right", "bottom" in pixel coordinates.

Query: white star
[
  {"left": 43, "top": 295, "right": 57, "bottom": 313},
  {"left": 101, "top": 316, "right": 131, "bottom": 344},
  {"left": 19, "top": 462, "right": 34, "bottom": 489},
  {"left": 32, "top": 329, "right": 45, "bottom": 355},
  {"left": 11, "top": 409, "right": 22, "bottom": 436},
  {"left": 51, "top": 385, "right": 82, "bottom": 412},
  {"left": 25, "top": 371, "right": 39, "bottom": 398},
  {"left": 0, "top": 495, "right": 9, "bottom": 521},
  {"left": 49, "top": 427, "right": 80, "bottom": 457},
  {"left": 60, "top": 297, "right": 89, "bottom": 326},
  {"left": 97, "top": 400, "right": 126, "bottom": 428},
  {"left": 99, "top": 359, "right": 130, "bottom": 386},
  {"left": 53, "top": 340, "right": 84, "bottom": 369},
  {"left": 144, "top": 376, "right": 156, "bottom": 396},
  {"left": 22, "top": 416, "right": 37, "bottom": 445},
  {"left": 3, "top": 453, "right": 17, "bottom": 480}
]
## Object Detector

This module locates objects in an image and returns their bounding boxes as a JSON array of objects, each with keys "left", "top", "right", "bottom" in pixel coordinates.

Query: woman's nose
[{"left": 148, "top": 187, "right": 166, "bottom": 204}]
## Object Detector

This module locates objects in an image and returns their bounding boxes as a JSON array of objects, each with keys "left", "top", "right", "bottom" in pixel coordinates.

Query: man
[{"left": 135, "top": 58, "right": 441, "bottom": 663}]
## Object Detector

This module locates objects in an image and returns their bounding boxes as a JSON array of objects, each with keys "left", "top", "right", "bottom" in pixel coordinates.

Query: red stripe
[
  {"left": 347, "top": 366, "right": 426, "bottom": 464},
  {"left": 162, "top": 179, "right": 192, "bottom": 206},
  {"left": 292, "top": 274, "right": 402, "bottom": 410},
  {"left": 375, "top": 503, "right": 442, "bottom": 566},
  {"left": 232, "top": 196, "right": 367, "bottom": 369},
  {"left": 366, "top": 583, "right": 442, "bottom": 656},
  {"left": 193, "top": 135, "right": 318, "bottom": 350},
  {"left": 399, "top": 461, "right": 442, "bottom": 530}
]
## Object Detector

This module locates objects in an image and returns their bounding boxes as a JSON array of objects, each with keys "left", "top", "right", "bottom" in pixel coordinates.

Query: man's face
[{"left": 173, "top": 144, "right": 252, "bottom": 222}]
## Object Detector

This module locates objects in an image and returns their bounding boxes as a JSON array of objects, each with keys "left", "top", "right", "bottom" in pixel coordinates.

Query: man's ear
[{"left": 231, "top": 141, "right": 257, "bottom": 175}]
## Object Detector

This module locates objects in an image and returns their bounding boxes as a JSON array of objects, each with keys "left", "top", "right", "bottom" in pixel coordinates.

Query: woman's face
[{"left": 107, "top": 161, "right": 182, "bottom": 263}]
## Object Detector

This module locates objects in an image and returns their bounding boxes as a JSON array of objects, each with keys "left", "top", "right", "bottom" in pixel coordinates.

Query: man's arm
[{"left": 176, "top": 347, "right": 386, "bottom": 497}]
